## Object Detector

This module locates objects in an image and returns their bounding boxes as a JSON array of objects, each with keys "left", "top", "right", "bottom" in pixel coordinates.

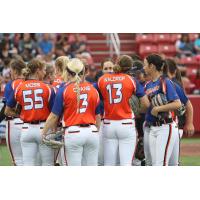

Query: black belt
[
  {"left": 5, "top": 117, "right": 17, "bottom": 121},
  {"left": 24, "top": 120, "right": 46, "bottom": 124},
  {"left": 64, "top": 124, "right": 94, "bottom": 128},
  {"left": 146, "top": 118, "right": 173, "bottom": 127}
]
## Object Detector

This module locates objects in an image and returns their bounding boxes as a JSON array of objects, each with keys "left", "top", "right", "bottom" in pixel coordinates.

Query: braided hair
[{"left": 66, "top": 58, "right": 85, "bottom": 113}]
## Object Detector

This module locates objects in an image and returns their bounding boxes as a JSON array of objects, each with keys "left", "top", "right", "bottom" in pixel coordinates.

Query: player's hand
[
  {"left": 184, "top": 123, "right": 195, "bottom": 137},
  {"left": 151, "top": 107, "right": 159, "bottom": 117}
]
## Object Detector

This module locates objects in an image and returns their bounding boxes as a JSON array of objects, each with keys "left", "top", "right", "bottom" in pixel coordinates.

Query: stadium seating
[
  {"left": 139, "top": 44, "right": 158, "bottom": 58},
  {"left": 136, "top": 34, "right": 154, "bottom": 44},
  {"left": 178, "top": 56, "right": 199, "bottom": 68},
  {"left": 153, "top": 34, "right": 171, "bottom": 44},
  {"left": 158, "top": 44, "right": 176, "bottom": 57}
]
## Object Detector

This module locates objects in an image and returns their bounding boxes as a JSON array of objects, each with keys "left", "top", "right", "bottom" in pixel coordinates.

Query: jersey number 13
[{"left": 106, "top": 83, "right": 123, "bottom": 104}]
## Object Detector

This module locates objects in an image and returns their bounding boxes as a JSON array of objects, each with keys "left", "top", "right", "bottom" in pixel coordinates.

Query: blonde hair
[
  {"left": 67, "top": 58, "right": 84, "bottom": 113},
  {"left": 55, "top": 56, "right": 70, "bottom": 74}
]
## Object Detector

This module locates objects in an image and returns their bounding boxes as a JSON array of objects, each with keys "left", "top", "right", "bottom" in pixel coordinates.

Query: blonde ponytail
[{"left": 66, "top": 58, "right": 84, "bottom": 113}]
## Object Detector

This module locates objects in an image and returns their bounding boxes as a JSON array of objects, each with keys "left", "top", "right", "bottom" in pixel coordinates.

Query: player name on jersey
[
  {"left": 145, "top": 85, "right": 160, "bottom": 95},
  {"left": 104, "top": 76, "right": 125, "bottom": 82},
  {"left": 25, "top": 83, "right": 41, "bottom": 88},
  {"left": 73, "top": 85, "right": 91, "bottom": 92}
]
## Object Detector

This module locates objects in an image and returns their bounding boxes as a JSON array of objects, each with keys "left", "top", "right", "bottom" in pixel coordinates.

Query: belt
[
  {"left": 64, "top": 124, "right": 94, "bottom": 129},
  {"left": 5, "top": 117, "right": 16, "bottom": 121},
  {"left": 146, "top": 118, "right": 173, "bottom": 127},
  {"left": 23, "top": 120, "right": 46, "bottom": 124}
]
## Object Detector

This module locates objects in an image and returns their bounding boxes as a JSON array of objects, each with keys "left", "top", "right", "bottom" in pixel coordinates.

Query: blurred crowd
[
  {"left": 0, "top": 33, "right": 94, "bottom": 95},
  {"left": 0, "top": 33, "right": 200, "bottom": 96}
]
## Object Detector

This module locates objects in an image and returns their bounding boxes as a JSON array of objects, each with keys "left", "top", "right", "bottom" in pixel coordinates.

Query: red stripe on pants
[
  {"left": 163, "top": 124, "right": 172, "bottom": 166},
  {"left": 7, "top": 121, "right": 16, "bottom": 166}
]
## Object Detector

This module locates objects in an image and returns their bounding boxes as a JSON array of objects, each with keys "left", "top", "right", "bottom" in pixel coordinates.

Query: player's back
[
  {"left": 16, "top": 79, "right": 53, "bottom": 122},
  {"left": 98, "top": 73, "right": 136, "bottom": 120},
  {"left": 62, "top": 82, "right": 99, "bottom": 127}
]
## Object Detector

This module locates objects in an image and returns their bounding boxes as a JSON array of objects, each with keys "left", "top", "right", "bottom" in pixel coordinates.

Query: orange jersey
[
  {"left": 14, "top": 80, "right": 55, "bottom": 122},
  {"left": 52, "top": 76, "right": 63, "bottom": 87},
  {"left": 98, "top": 73, "right": 142, "bottom": 120},
  {"left": 52, "top": 82, "right": 100, "bottom": 127}
]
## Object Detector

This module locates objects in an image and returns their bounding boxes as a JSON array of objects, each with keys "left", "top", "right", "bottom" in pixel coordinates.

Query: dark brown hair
[
  {"left": 10, "top": 58, "right": 26, "bottom": 75},
  {"left": 163, "top": 58, "right": 183, "bottom": 87},
  {"left": 146, "top": 54, "right": 165, "bottom": 72},
  {"left": 22, "top": 58, "right": 45, "bottom": 78},
  {"left": 113, "top": 55, "right": 133, "bottom": 73}
]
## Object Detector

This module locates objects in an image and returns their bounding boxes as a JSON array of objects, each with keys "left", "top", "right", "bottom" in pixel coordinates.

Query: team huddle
[{"left": 2, "top": 53, "right": 194, "bottom": 166}]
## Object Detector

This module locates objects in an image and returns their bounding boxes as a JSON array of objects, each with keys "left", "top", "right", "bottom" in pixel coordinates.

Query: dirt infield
[{"left": 180, "top": 143, "right": 200, "bottom": 156}]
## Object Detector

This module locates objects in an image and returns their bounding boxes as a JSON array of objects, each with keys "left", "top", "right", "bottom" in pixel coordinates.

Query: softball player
[
  {"left": 93, "top": 59, "right": 115, "bottom": 166},
  {"left": 163, "top": 58, "right": 194, "bottom": 138},
  {"left": 143, "top": 54, "right": 181, "bottom": 166},
  {"left": 4, "top": 58, "right": 26, "bottom": 166},
  {"left": 5, "top": 59, "right": 55, "bottom": 166},
  {"left": 42, "top": 58, "right": 101, "bottom": 166},
  {"left": 162, "top": 58, "right": 194, "bottom": 166},
  {"left": 52, "top": 56, "right": 70, "bottom": 88},
  {"left": 98, "top": 55, "right": 149, "bottom": 166}
]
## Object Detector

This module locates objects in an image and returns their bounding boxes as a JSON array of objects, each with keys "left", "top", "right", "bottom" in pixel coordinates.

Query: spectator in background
[
  {"left": 19, "top": 33, "right": 37, "bottom": 61},
  {"left": 192, "top": 68, "right": 200, "bottom": 94},
  {"left": 70, "top": 34, "right": 87, "bottom": 56},
  {"left": 194, "top": 33, "right": 200, "bottom": 55},
  {"left": 38, "top": 33, "right": 54, "bottom": 56},
  {"left": 54, "top": 34, "right": 72, "bottom": 58},
  {"left": 175, "top": 33, "right": 194, "bottom": 58},
  {"left": 85, "top": 65, "right": 97, "bottom": 83}
]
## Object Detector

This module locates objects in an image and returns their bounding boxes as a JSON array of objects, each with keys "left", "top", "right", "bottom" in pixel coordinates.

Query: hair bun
[{"left": 113, "top": 64, "right": 121, "bottom": 73}]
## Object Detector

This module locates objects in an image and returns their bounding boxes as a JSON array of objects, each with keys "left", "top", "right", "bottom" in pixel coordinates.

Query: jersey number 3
[
  {"left": 79, "top": 93, "right": 88, "bottom": 113},
  {"left": 106, "top": 83, "right": 122, "bottom": 104},
  {"left": 23, "top": 89, "right": 44, "bottom": 110}
]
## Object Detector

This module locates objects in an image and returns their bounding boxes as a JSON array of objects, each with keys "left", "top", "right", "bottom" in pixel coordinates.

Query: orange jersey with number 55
[
  {"left": 98, "top": 73, "right": 138, "bottom": 120},
  {"left": 14, "top": 79, "right": 55, "bottom": 122}
]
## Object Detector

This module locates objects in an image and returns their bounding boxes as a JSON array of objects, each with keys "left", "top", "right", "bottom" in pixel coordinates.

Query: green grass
[
  {"left": 0, "top": 145, "right": 13, "bottom": 166},
  {"left": 0, "top": 138, "right": 200, "bottom": 166},
  {"left": 180, "top": 156, "right": 200, "bottom": 166},
  {"left": 181, "top": 138, "right": 200, "bottom": 144}
]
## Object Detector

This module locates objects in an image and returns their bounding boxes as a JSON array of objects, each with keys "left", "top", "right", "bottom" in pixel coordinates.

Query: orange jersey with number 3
[
  {"left": 98, "top": 73, "right": 136, "bottom": 120},
  {"left": 15, "top": 80, "right": 53, "bottom": 122},
  {"left": 52, "top": 82, "right": 100, "bottom": 127}
]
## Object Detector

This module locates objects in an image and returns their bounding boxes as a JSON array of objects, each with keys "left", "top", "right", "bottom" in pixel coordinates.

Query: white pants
[
  {"left": 20, "top": 123, "right": 54, "bottom": 166},
  {"left": 6, "top": 119, "right": 23, "bottom": 166},
  {"left": 144, "top": 122, "right": 179, "bottom": 166},
  {"left": 64, "top": 125, "right": 99, "bottom": 166},
  {"left": 143, "top": 124, "right": 152, "bottom": 166},
  {"left": 103, "top": 119, "right": 137, "bottom": 166},
  {"left": 98, "top": 121, "right": 104, "bottom": 166}
]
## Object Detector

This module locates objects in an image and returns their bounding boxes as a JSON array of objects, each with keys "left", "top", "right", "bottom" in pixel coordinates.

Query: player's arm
[
  {"left": 42, "top": 112, "right": 59, "bottom": 135},
  {"left": 184, "top": 100, "right": 194, "bottom": 137},
  {"left": 42, "top": 86, "right": 64, "bottom": 135},
  {"left": 95, "top": 91, "right": 102, "bottom": 131},
  {"left": 138, "top": 95, "right": 150, "bottom": 113},
  {"left": 95, "top": 114, "right": 101, "bottom": 131},
  {"left": 4, "top": 90, "right": 19, "bottom": 118},
  {"left": 151, "top": 79, "right": 181, "bottom": 117},
  {"left": 134, "top": 79, "right": 150, "bottom": 113}
]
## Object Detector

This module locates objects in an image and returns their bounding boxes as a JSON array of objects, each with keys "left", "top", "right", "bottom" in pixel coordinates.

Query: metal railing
[{"left": 106, "top": 33, "right": 120, "bottom": 57}]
